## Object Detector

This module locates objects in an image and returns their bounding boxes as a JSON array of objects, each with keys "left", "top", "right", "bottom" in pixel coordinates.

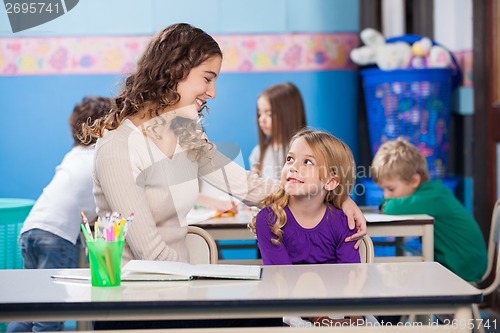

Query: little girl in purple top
[
  {"left": 251, "top": 128, "right": 360, "bottom": 265},
  {"left": 251, "top": 128, "right": 362, "bottom": 326}
]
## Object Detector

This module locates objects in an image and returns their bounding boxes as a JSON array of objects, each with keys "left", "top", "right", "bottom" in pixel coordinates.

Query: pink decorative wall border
[{"left": 0, "top": 33, "right": 358, "bottom": 76}]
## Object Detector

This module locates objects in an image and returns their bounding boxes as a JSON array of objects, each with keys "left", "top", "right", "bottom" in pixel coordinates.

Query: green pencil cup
[{"left": 87, "top": 240, "right": 124, "bottom": 287}]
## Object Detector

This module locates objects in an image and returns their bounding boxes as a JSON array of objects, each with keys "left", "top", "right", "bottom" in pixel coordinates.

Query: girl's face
[
  {"left": 173, "top": 55, "right": 222, "bottom": 119},
  {"left": 257, "top": 95, "right": 272, "bottom": 137},
  {"left": 281, "top": 137, "right": 329, "bottom": 199}
]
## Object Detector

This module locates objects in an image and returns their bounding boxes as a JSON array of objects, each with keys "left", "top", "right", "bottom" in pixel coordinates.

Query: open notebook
[
  {"left": 121, "top": 260, "right": 262, "bottom": 281},
  {"left": 51, "top": 262, "right": 262, "bottom": 282}
]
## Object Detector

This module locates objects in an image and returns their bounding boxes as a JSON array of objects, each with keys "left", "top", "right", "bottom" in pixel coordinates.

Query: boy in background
[{"left": 370, "top": 138, "right": 487, "bottom": 282}]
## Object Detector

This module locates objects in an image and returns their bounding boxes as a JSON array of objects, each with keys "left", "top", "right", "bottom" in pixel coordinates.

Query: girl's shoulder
[
  {"left": 324, "top": 204, "right": 348, "bottom": 225},
  {"left": 256, "top": 206, "right": 276, "bottom": 219}
]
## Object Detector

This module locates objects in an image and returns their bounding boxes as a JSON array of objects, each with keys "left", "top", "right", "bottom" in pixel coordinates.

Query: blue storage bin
[
  {"left": 361, "top": 68, "right": 453, "bottom": 179},
  {"left": 0, "top": 198, "right": 35, "bottom": 269}
]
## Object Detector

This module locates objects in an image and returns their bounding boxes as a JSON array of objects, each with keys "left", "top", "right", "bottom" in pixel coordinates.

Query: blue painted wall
[{"left": 0, "top": 0, "right": 360, "bottom": 200}]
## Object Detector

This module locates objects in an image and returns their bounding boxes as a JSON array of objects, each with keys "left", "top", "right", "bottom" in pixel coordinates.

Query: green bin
[{"left": 0, "top": 198, "right": 35, "bottom": 269}]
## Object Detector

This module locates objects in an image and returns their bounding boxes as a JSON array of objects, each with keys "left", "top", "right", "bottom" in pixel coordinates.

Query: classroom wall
[{"left": 0, "top": 0, "right": 360, "bottom": 200}]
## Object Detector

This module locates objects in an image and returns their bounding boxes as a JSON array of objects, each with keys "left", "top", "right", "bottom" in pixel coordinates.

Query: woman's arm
[
  {"left": 198, "top": 146, "right": 279, "bottom": 207},
  {"left": 341, "top": 197, "right": 367, "bottom": 248}
]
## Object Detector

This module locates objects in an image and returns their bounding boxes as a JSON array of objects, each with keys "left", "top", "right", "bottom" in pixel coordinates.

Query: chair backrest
[
  {"left": 482, "top": 199, "right": 500, "bottom": 295},
  {"left": 359, "top": 235, "right": 375, "bottom": 264},
  {"left": 186, "top": 226, "right": 218, "bottom": 265}
]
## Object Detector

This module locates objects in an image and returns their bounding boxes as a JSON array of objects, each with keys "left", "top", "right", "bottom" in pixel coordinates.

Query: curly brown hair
[{"left": 81, "top": 23, "right": 223, "bottom": 146}]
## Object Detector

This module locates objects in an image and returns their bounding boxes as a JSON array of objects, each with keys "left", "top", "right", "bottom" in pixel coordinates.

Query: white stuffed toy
[
  {"left": 351, "top": 29, "right": 453, "bottom": 71},
  {"left": 350, "top": 28, "right": 385, "bottom": 66},
  {"left": 376, "top": 42, "right": 412, "bottom": 70},
  {"left": 410, "top": 37, "right": 452, "bottom": 69},
  {"left": 428, "top": 45, "right": 452, "bottom": 68},
  {"left": 350, "top": 28, "right": 412, "bottom": 70}
]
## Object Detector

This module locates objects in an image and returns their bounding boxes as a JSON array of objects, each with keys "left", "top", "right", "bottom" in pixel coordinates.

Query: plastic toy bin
[
  {"left": 0, "top": 198, "right": 35, "bottom": 269},
  {"left": 361, "top": 68, "right": 453, "bottom": 179}
]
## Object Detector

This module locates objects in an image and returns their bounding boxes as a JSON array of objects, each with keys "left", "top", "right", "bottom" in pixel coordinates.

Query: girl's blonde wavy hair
[
  {"left": 250, "top": 129, "right": 355, "bottom": 244},
  {"left": 81, "top": 23, "right": 222, "bottom": 162}
]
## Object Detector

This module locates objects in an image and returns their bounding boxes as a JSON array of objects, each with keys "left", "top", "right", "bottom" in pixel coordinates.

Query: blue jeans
[{"left": 7, "top": 229, "right": 82, "bottom": 332}]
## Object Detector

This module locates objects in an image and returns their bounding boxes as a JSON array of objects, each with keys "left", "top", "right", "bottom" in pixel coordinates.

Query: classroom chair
[
  {"left": 186, "top": 225, "right": 219, "bottom": 264},
  {"left": 471, "top": 199, "right": 500, "bottom": 333},
  {"left": 359, "top": 234, "right": 375, "bottom": 264}
]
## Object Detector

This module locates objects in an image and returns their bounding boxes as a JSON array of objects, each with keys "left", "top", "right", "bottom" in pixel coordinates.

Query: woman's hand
[{"left": 341, "top": 197, "right": 367, "bottom": 249}]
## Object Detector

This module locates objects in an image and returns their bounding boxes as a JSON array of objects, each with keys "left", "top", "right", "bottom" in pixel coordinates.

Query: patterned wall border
[{"left": 0, "top": 33, "right": 358, "bottom": 76}]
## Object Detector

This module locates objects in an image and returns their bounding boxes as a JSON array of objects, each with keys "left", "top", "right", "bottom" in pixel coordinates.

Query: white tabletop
[{"left": 0, "top": 262, "right": 481, "bottom": 322}]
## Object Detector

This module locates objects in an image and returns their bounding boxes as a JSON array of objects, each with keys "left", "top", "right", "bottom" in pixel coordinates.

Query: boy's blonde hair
[
  {"left": 370, "top": 138, "right": 430, "bottom": 184},
  {"left": 250, "top": 129, "right": 355, "bottom": 244}
]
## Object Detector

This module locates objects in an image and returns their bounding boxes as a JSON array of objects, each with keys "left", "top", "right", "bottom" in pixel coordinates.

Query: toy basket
[
  {"left": 361, "top": 67, "right": 453, "bottom": 179},
  {"left": 0, "top": 198, "right": 35, "bottom": 269}
]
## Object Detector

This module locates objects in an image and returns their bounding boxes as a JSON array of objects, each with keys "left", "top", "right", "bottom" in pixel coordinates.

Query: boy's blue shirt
[{"left": 382, "top": 180, "right": 487, "bottom": 282}]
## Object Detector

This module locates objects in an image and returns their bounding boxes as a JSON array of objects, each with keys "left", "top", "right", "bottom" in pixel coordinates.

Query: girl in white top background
[{"left": 249, "top": 82, "right": 307, "bottom": 179}]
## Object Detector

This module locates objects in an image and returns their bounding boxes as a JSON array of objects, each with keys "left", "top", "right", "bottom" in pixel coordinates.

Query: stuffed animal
[
  {"left": 350, "top": 28, "right": 411, "bottom": 70},
  {"left": 349, "top": 28, "right": 384, "bottom": 66},
  {"left": 410, "top": 37, "right": 432, "bottom": 69},
  {"left": 428, "top": 45, "right": 452, "bottom": 68},
  {"left": 409, "top": 37, "right": 452, "bottom": 69},
  {"left": 351, "top": 29, "right": 453, "bottom": 71},
  {"left": 376, "top": 42, "right": 412, "bottom": 70}
]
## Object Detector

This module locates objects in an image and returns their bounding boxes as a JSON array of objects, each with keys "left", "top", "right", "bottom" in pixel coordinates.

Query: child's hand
[
  {"left": 211, "top": 199, "right": 236, "bottom": 214},
  {"left": 196, "top": 194, "right": 237, "bottom": 214}
]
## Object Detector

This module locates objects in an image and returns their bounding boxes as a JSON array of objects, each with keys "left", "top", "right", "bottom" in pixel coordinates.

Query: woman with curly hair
[
  {"left": 83, "top": 23, "right": 276, "bottom": 267},
  {"left": 83, "top": 23, "right": 366, "bottom": 271}
]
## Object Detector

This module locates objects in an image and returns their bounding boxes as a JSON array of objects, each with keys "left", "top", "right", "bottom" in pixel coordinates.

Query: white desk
[
  {"left": 192, "top": 213, "right": 434, "bottom": 263},
  {"left": 0, "top": 262, "right": 481, "bottom": 332},
  {"left": 364, "top": 213, "right": 434, "bottom": 263}
]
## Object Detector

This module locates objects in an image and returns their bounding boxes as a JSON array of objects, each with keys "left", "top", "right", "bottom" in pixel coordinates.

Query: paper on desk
[
  {"left": 186, "top": 207, "right": 218, "bottom": 224},
  {"left": 364, "top": 213, "right": 419, "bottom": 222}
]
